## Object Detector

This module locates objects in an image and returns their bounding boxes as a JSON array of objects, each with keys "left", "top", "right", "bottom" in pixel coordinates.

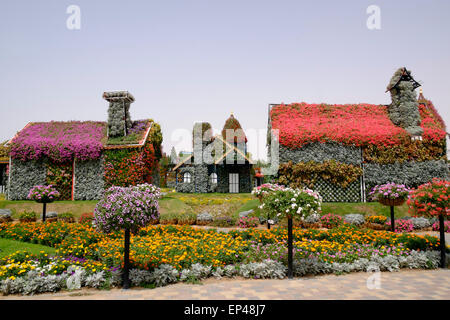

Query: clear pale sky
[{"left": 1, "top": 0, "right": 449, "bottom": 160}]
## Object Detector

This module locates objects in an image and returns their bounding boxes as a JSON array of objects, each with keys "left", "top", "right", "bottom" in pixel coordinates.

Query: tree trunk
[
  {"left": 439, "top": 215, "right": 446, "bottom": 269},
  {"left": 287, "top": 217, "right": 293, "bottom": 279},
  {"left": 123, "top": 228, "right": 131, "bottom": 289},
  {"left": 42, "top": 202, "right": 47, "bottom": 222},
  {"left": 390, "top": 206, "right": 395, "bottom": 232}
]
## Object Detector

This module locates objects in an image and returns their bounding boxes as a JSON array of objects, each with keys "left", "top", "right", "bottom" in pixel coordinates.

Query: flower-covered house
[
  {"left": 171, "top": 113, "right": 254, "bottom": 193},
  {"left": 6, "top": 91, "right": 162, "bottom": 200},
  {"left": 268, "top": 68, "right": 448, "bottom": 202}
]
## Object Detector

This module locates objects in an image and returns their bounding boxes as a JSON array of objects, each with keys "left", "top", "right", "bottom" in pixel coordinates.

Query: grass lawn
[
  {"left": 321, "top": 202, "right": 410, "bottom": 218},
  {"left": 0, "top": 191, "right": 411, "bottom": 220},
  {"left": 0, "top": 238, "right": 56, "bottom": 259},
  {"left": 0, "top": 199, "right": 98, "bottom": 219}
]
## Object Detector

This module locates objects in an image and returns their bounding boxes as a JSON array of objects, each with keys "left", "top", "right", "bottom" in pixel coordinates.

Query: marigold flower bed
[{"left": 0, "top": 223, "right": 442, "bottom": 272}]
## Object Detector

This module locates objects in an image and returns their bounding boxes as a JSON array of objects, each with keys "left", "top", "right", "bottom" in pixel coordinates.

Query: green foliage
[
  {"left": 46, "top": 162, "right": 73, "bottom": 201},
  {"left": 363, "top": 139, "right": 446, "bottom": 164},
  {"left": 19, "top": 211, "right": 37, "bottom": 220},
  {"left": 106, "top": 133, "right": 141, "bottom": 145},
  {"left": 149, "top": 121, "right": 163, "bottom": 158},
  {"left": 0, "top": 141, "right": 10, "bottom": 161},
  {"left": 278, "top": 160, "right": 363, "bottom": 189},
  {"left": 58, "top": 212, "right": 74, "bottom": 219}
]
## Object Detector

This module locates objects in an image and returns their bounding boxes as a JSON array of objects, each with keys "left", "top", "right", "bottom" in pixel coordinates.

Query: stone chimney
[{"left": 103, "top": 91, "right": 135, "bottom": 138}]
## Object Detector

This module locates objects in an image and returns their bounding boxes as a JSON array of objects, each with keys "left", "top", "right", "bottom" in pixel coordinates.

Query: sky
[{"left": 1, "top": 0, "right": 449, "bottom": 160}]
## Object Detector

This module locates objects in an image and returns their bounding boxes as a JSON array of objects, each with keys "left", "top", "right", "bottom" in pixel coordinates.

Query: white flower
[
  {"left": 291, "top": 203, "right": 297, "bottom": 208},
  {"left": 297, "top": 207, "right": 303, "bottom": 213},
  {"left": 268, "top": 219, "right": 274, "bottom": 225},
  {"left": 291, "top": 198, "right": 296, "bottom": 202},
  {"left": 285, "top": 209, "right": 289, "bottom": 213},
  {"left": 275, "top": 199, "right": 279, "bottom": 202}
]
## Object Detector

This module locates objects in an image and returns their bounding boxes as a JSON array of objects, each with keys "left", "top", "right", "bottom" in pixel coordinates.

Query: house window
[
  {"left": 183, "top": 172, "right": 192, "bottom": 183},
  {"left": 210, "top": 173, "right": 218, "bottom": 184}
]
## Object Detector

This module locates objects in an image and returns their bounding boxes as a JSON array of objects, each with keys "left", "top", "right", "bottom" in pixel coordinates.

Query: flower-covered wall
[
  {"left": 8, "top": 159, "right": 47, "bottom": 200},
  {"left": 74, "top": 159, "right": 105, "bottom": 200},
  {"left": 270, "top": 98, "right": 448, "bottom": 202}
]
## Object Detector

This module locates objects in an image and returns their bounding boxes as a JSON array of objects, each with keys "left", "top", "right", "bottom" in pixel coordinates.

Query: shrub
[
  {"left": 410, "top": 217, "right": 431, "bottom": 230},
  {"left": 320, "top": 214, "right": 342, "bottom": 229},
  {"left": 432, "top": 221, "right": 450, "bottom": 233},
  {"left": 19, "top": 211, "right": 37, "bottom": 223},
  {"left": 408, "top": 178, "right": 449, "bottom": 217},
  {"left": 212, "top": 216, "right": 235, "bottom": 227},
  {"left": 386, "top": 219, "right": 414, "bottom": 233},
  {"left": 196, "top": 212, "right": 213, "bottom": 226},
  {"left": 238, "top": 259, "right": 287, "bottom": 279},
  {"left": 366, "top": 215, "right": 387, "bottom": 224},
  {"left": 177, "top": 212, "right": 197, "bottom": 225},
  {"left": 159, "top": 212, "right": 178, "bottom": 225},
  {"left": 238, "top": 217, "right": 260, "bottom": 228},
  {"left": 58, "top": 212, "right": 75, "bottom": 223},
  {"left": 78, "top": 213, "right": 94, "bottom": 225},
  {"left": 343, "top": 214, "right": 365, "bottom": 226}
]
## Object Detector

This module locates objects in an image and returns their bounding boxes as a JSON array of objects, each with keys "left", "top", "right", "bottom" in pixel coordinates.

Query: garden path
[{"left": 2, "top": 268, "right": 449, "bottom": 300}]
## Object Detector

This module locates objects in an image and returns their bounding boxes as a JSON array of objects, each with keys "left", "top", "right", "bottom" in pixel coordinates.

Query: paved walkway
[{"left": 2, "top": 269, "right": 449, "bottom": 300}]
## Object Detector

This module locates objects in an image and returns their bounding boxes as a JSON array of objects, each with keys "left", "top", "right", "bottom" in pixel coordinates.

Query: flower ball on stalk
[
  {"left": 94, "top": 184, "right": 160, "bottom": 234},
  {"left": 262, "top": 187, "right": 322, "bottom": 221},
  {"left": 27, "top": 185, "right": 60, "bottom": 203}
]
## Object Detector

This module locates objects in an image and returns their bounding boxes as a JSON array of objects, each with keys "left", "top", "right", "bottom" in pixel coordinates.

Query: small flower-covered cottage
[
  {"left": 6, "top": 91, "right": 162, "bottom": 200},
  {"left": 171, "top": 113, "right": 254, "bottom": 193},
  {"left": 268, "top": 68, "right": 448, "bottom": 202}
]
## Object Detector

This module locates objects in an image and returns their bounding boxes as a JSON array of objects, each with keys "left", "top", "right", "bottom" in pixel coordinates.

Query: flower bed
[
  {"left": 432, "top": 221, "right": 450, "bottom": 233},
  {"left": 0, "top": 222, "right": 445, "bottom": 295},
  {"left": 386, "top": 219, "right": 414, "bottom": 233}
]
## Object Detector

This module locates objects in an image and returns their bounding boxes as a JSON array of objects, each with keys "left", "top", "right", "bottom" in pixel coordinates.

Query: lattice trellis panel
[{"left": 313, "top": 177, "right": 362, "bottom": 202}]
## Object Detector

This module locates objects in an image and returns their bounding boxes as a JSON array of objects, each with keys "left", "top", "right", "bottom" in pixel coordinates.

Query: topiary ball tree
[
  {"left": 408, "top": 178, "right": 449, "bottom": 268},
  {"left": 369, "top": 183, "right": 410, "bottom": 232},
  {"left": 262, "top": 187, "right": 322, "bottom": 278},
  {"left": 252, "top": 183, "right": 285, "bottom": 229},
  {"left": 94, "top": 183, "right": 161, "bottom": 288},
  {"left": 27, "top": 185, "right": 60, "bottom": 222}
]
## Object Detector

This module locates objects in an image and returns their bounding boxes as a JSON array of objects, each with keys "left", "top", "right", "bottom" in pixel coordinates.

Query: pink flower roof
[
  {"left": 10, "top": 121, "right": 107, "bottom": 163},
  {"left": 9, "top": 119, "right": 153, "bottom": 163}
]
